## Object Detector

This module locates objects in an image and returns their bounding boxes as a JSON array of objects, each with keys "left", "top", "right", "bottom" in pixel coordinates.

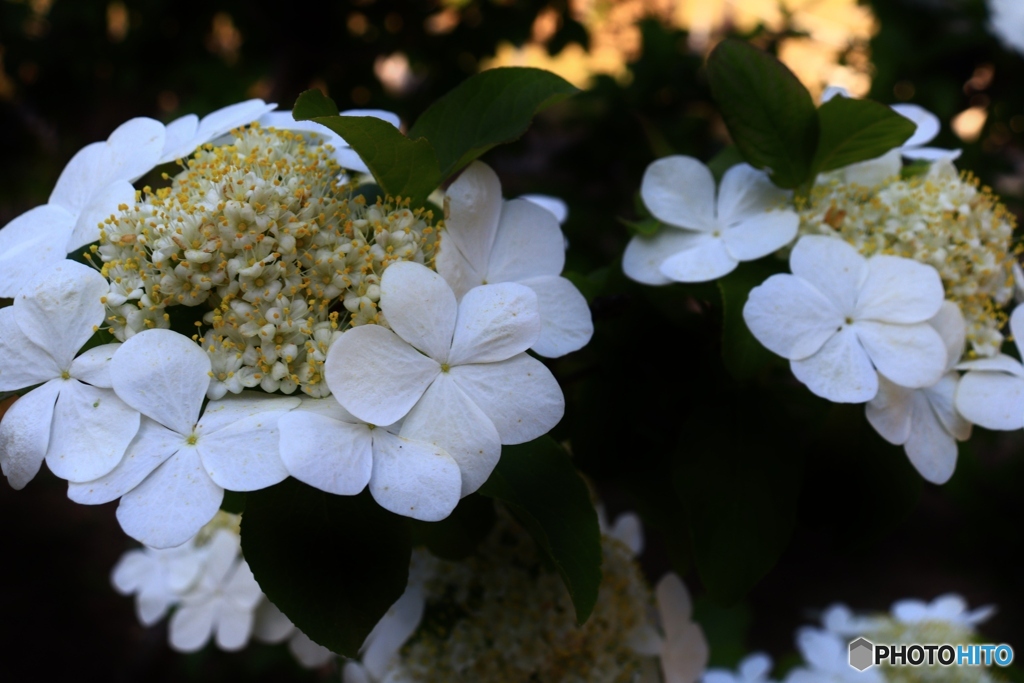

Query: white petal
[
  {"left": 444, "top": 161, "right": 503, "bottom": 272},
  {"left": 721, "top": 210, "right": 799, "bottom": 261},
  {"left": 110, "top": 550, "right": 150, "bottom": 594},
  {"left": 15, "top": 260, "right": 109, "bottom": 369},
  {"left": 930, "top": 301, "right": 966, "bottom": 370},
  {"left": 789, "top": 235, "right": 866, "bottom": 314},
  {"left": 0, "top": 307, "right": 61, "bottom": 390},
  {"left": 716, "top": 163, "right": 791, "bottom": 224},
  {"left": 116, "top": 447, "right": 223, "bottom": 549},
  {"left": 400, "top": 373, "right": 501, "bottom": 496},
  {"left": 520, "top": 275, "right": 593, "bottom": 358},
  {"left": 891, "top": 599, "right": 928, "bottom": 623},
  {"left": 215, "top": 600, "right": 257, "bottom": 651},
  {"left": 111, "top": 329, "right": 210, "bottom": 434},
  {"left": 289, "top": 631, "right": 335, "bottom": 668},
  {"left": 925, "top": 373, "right": 971, "bottom": 441},
  {"left": 45, "top": 381, "right": 140, "bottom": 482},
  {"left": 69, "top": 343, "right": 121, "bottom": 388},
  {"left": 159, "top": 114, "right": 200, "bottom": 163},
  {"left": 904, "top": 390, "right": 959, "bottom": 484},
  {"left": 369, "top": 430, "right": 462, "bottom": 521},
  {"left": 655, "top": 573, "right": 693, "bottom": 640},
  {"left": 0, "top": 380, "right": 60, "bottom": 489},
  {"left": 622, "top": 229, "right": 704, "bottom": 285},
  {"left": 343, "top": 662, "right": 372, "bottom": 683},
  {"left": 324, "top": 324, "right": 439, "bottom": 426},
  {"left": 901, "top": 146, "right": 962, "bottom": 161},
  {"left": 661, "top": 622, "right": 709, "bottom": 683},
  {"left": 224, "top": 559, "right": 263, "bottom": 609},
  {"left": 169, "top": 602, "right": 217, "bottom": 652},
  {"left": 865, "top": 376, "right": 913, "bottom": 445},
  {"left": 956, "top": 353, "right": 1024, "bottom": 377},
  {"left": 449, "top": 354, "right": 564, "bottom": 444},
  {"left": 436, "top": 235, "right": 485, "bottom": 300},
  {"left": 485, "top": 198, "right": 565, "bottom": 283},
  {"left": 855, "top": 320, "right": 946, "bottom": 389},
  {"left": 742, "top": 274, "right": 843, "bottom": 360},
  {"left": 253, "top": 599, "right": 295, "bottom": 644},
  {"left": 338, "top": 108, "right": 402, "bottom": 129},
  {"left": 379, "top": 261, "right": 458, "bottom": 362},
  {"left": 196, "top": 99, "right": 275, "bottom": 144},
  {"left": 0, "top": 205, "right": 76, "bottom": 297},
  {"left": 334, "top": 147, "right": 371, "bottom": 174},
  {"left": 609, "top": 512, "right": 644, "bottom": 556},
  {"left": 196, "top": 392, "right": 299, "bottom": 434},
  {"left": 856, "top": 255, "right": 943, "bottom": 323},
  {"left": 891, "top": 103, "right": 940, "bottom": 148},
  {"left": 791, "top": 327, "right": 878, "bottom": 403},
  {"left": 50, "top": 117, "right": 165, "bottom": 213},
  {"left": 659, "top": 233, "right": 739, "bottom": 282},
  {"left": 278, "top": 410, "right": 373, "bottom": 495},
  {"left": 1012, "top": 304, "right": 1024, "bottom": 360},
  {"left": 640, "top": 156, "right": 716, "bottom": 231},
  {"left": 448, "top": 282, "right": 540, "bottom": 365},
  {"left": 362, "top": 584, "right": 426, "bottom": 679},
  {"left": 739, "top": 653, "right": 773, "bottom": 679},
  {"left": 67, "top": 180, "right": 136, "bottom": 251},
  {"left": 956, "top": 371, "right": 1024, "bottom": 431},
  {"left": 840, "top": 148, "right": 902, "bottom": 187},
  {"left": 519, "top": 194, "right": 568, "bottom": 224},
  {"left": 67, "top": 418, "right": 182, "bottom": 504}
]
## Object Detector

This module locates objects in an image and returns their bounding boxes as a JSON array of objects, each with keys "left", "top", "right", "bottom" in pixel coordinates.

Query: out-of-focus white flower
[
  {"left": 655, "top": 573, "right": 710, "bottom": 683},
  {"left": 865, "top": 302, "right": 972, "bottom": 484},
  {"left": 67, "top": 329, "right": 299, "bottom": 548},
  {"left": 956, "top": 305, "right": 1024, "bottom": 431},
  {"left": 988, "top": 0, "right": 1024, "bottom": 56},
  {"left": 438, "top": 162, "right": 592, "bottom": 358},
  {"left": 784, "top": 628, "right": 885, "bottom": 683},
  {"left": 704, "top": 653, "right": 777, "bottom": 683},
  {"left": 111, "top": 541, "right": 206, "bottom": 626},
  {"left": 325, "top": 261, "right": 564, "bottom": 498},
  {"left": 0, "top": 261, "right": 139, "bottom": 489},
  {"left": 623, "top": 157, "right": 798, "bottom": 284},
  {"left": 743, "top": 235, "right": 947, "bottom": 403},
  {"left": 253, "top": 599, "right": 335, "bottom": 668},
  {"left": 891, "top": 594, "right": 995, "bottom": 630}
]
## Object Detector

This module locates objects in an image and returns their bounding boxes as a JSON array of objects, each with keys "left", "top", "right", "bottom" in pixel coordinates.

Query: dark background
[{"left": 1, "top": 0, "right": 1022, "bottom": 681}]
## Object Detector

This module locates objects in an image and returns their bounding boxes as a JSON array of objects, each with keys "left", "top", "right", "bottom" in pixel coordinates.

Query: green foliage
[
  {"left": 812, "top": 96, "right": 915, "bottom": 174},
  {"left": 717, "top": 259, "right": 787, "bottom": 381},
  {"left": 408, "top": 67, "right": 579, "bottom": 180},
  {"left": 241, "top": 481, "right": 412, "bottom": 657},
  {"left": 618, "top": 215, "right": 661, "bottom": 237},
  {"left": 478, "top": 436, "right": 603, "bottom": 624}
]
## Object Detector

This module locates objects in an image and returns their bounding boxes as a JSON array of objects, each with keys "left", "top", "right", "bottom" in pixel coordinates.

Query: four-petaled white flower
[
  {"left": 437, "top": 161, "right": 593, "bottom": 358},
  {"left": 865, "top": 301, "right": 972, "bottom": 484},
  {"left": 67, "top": 329, "right": 299, "bottom": 548},
  {"left": 955, "top": 304, "right": 1024, "bottom": 431},
  {"left": 623, "top": 157, "right": 799, "bottom": 285},
  {"left": 168, "top": 529, "right": 264, "bottom": 653},
  {"left": 325, "top": 261, "right": 565, "bottom": 498},
  {"left": 277, "top": 397, "right": 462, "bottom": 521},
  {"left": 111, "top": 539, "right": 206, "bottom": 627},
  {"left": 0, "top": 261, "right": 139, "bottom": 489},
  {"left": 704, "top": 653, "right": 777, "bottom": 683},
  {"left": 743, "top": 235, "right": 948, "bottom": 403},
  {"left": 783, "top": 628, "right": 885, "bottom": 683}
]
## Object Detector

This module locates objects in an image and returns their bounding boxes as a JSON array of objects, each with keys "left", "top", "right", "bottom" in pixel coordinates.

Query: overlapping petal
[
  {"left": 717, "top": 163, "right": 792, "bottom": 225},
  {"left": 855, "top": 255, "right": 944, "bottom": 324},
  {"left": 0, "top": 308, "right": 62, "bottom": 390},
  {"left": 485, "top": 198, "right": 566, "bottom": 283},
  {"left": 0, "top": 205, "right": 76, "bottom": 297},
  {"left": 278, "top": 408, "right": 373, "bottom": 496},
  {"left": 379, "top": 261, "right": 457, "bottom": 362},
  {"left": 368, "top": 430, "right": 461, "bottom": 521},
  {"left": 447, "top": 282, "right": 540, "bottom": 365},
  {"left": 0, "top": 380, "right": 61, "bottom": 489},
  {"left": 640, "top": 156, "right": 716, "bottom": 231},
  {"left": 956, "top": 370, "right": 1024, "bottom": 430},
  {"left": 622, "top": 229, "right": 704, "bottom": 286},
  {"left": 790, "top": 327, "right": 878, "bottom": 403},
  {"left": 721, "top": 211, "right": 799, "bottom": 261},
  {"left": 853, "top": 320, "right": 945, "bottom": 389},
  {"left": 45, "top": 381, "right": 140, "bottom": 482},
  {"left": 789, "top": 236, "right": 866, "bottom": 315},
  {"left": 743, "top": 274, "right": 843, "bottom": 360},
  {"left": 443, "top": 162, "right": 503, "bottom": 271},
  {"left": 659, "top": 234, "right": 737, "bottom": 282},
  {"left": 519, "top": 275, "right": 594, "bottom": 358}
]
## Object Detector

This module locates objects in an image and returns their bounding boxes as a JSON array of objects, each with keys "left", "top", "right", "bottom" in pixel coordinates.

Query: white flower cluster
[
  {"left": 112, "top": 511, "right": 333, "bottom": 668},
  {"left": 343, "top": 507, "right": 708, "bottom": 683}
]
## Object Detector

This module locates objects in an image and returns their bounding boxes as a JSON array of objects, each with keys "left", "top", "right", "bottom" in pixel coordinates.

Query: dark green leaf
[
  {"left": 408, "top": 67, "right": 578, "bottom": 179},
  {"left": 241, "top": 480, "right": 412, "bottom": 656},
  {"left": 706, "top": 146, "right": 746, "bottom": 183},
  {"left": 812, "top": 96, "right": 916, "bottom": 174},
  {"left": 717, "top": 259, "right": 787, "bottom": 381},
  {"left": 706, "top": 40, "right": 819, "bottom": 189},
  {"left": 478, "top": 437, "right": 602, "bottom": 624},
  {"left": 408, "top": 494, "right": 496, "bottom": 561},
  {"left": 901, "top": 159, "right": 931, "bottom": 179},
  {"left": 220, "top": 490, "right": 246, "bottom": 514},
  {"left": 293, "top": 89, "right": 441, "bottom": 205},
  {"left": 618, "top": 215, "right": 661, "bottom": 237}
]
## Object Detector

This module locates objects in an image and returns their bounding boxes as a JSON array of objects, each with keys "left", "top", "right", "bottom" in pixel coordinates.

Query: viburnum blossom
[
  {"left": 111, "top": 533, "right": 206, "bottom": 626},
  {"left": 623, "top": 157, "right": 798, "bottom": 284},
  {"left": 437, "top": 161, "right": 593, "bottom": 358},
  {"left": 325, "top": 261, "right": 564, "bottom": 497},
  {"left": 0, "top": 261, "right": 139, "bottom": 489},
  {"left": 67, "top": 328, "right": 299, "bottom": 548},
  {"left": 955, "top": 305, "right": 1024, "bottom": 431},
  {"left": 743, "top": 235, "right": 948, "bottom": 403}
]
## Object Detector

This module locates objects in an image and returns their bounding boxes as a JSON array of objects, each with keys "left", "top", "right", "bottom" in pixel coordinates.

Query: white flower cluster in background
[
  {"left": 343, "top": 507, "right": 708, "bottom": 683},
  {"left": 111, "top": 511, "right": 334, "bottom": 669},
  {"left": 987, "top": 0, "right": 1024, "bottom": 56}
]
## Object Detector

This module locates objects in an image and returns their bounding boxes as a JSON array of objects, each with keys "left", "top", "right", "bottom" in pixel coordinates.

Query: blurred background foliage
[{"left": 1, "top": 0, "right": 1022, "bottom": 681}]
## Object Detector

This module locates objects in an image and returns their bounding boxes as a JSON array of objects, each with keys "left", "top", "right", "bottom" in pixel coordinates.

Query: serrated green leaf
[
  {"left": 293, "top": 89, "right": 441, "bottom": 205},
  {"left": 717, "top": 259, "right": 787, "bottom": 381},
  {"left": 409, "top": 67, "right": 578, "bottom": 179},
  {"left": 478, "top": 437, "right": 602, "bottom": 624},
  {"left": 812, "top": 96, "right": 916, "bottom": 174},
  {"left": 241, "top": 481, "right": 412, "bottom": 657},
  {"left": 706, "top": 40, "right": 819, "bottom": 189}
]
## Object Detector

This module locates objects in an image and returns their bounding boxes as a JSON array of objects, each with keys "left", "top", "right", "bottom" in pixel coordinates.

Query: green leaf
[
  {"left": 618, "top": 215, "right": 661, "bottom": 237},
  {"left": 408, "top": 67, "right": 578, "bottom": 180},
  {"left": 706, "top": 40, "right": 819, "bottom": 189},
  {"left": 812, "top": 96, "right": 916, "bottom": 174},
  {"left": 478, "top": 437, "right": 602, "bottom": 624},
  {"left": 408, "top": 494, "right": 496, "bottom": 561},
  {"left": 292, "top": 89, "right": 441, "bottom": 205},
  {"left": 241, "top": 481, "right": 412, "bottom": 656},
  {"left": 717, "top": 259, "right": 787, "bottom": 381},
  {"left": 706, "top": 145, "right": 745, "bottom": 183}
]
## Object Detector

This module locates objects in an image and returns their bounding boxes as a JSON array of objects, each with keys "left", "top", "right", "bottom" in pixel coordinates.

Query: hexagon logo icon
[{"left": 849, "top": 637, "right": 875, "bottom": 671}]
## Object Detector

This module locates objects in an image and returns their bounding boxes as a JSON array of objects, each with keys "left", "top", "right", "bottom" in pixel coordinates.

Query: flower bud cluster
[
  {"left": 798, "top": 163, "right": 1018, "bottom": 357},
  {"left": 92, "top": 124, "right": 438, "bottom": 397}
]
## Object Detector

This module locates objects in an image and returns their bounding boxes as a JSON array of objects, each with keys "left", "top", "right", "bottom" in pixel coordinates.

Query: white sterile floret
[
  {"left": 168, "top": 527, "right": 264, "bottom": 653},
  {"left": 111, "top": 537, "right": 206, "bottom": 626},
  {"left": 0, "top": 261, "right": 139, "bottom": 489},
  {"left": 325, "top": 261, "right": 564, "bottom": 498},
  {"left": 623, "top": 156, "right": 799, "bottom": 284},
  {"left": 784, "top": 628, "right": 885, "bottom": 683},
  {"left": 955, "top": 304, "right": 1024, "bottom": 431},
  {"left": 277, "top": 397, "right": 462, "bottom": 521},
  {"left": 253, "top": 599, "right": 335, "bottom": 669},
  {"left": 704, "top": 653, "right": 777, "bottom": 683},
  {"left": 67, "top": 329, "right": 300, "bottom": 548},
  {"left": 743, "top": 235, "right": 948, "bottom": 404},
  {"left": 988, "top": 0, "right": 1024, "bottom": 56},
  {"left": 865, "top": 302, "right": 972, "bottom": 484},
  {"left": 437, "top": 162, "right": 592, "bottom": 358},
  {"left": 654, "top": 573, "right": 710, "bottom": 683}
]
